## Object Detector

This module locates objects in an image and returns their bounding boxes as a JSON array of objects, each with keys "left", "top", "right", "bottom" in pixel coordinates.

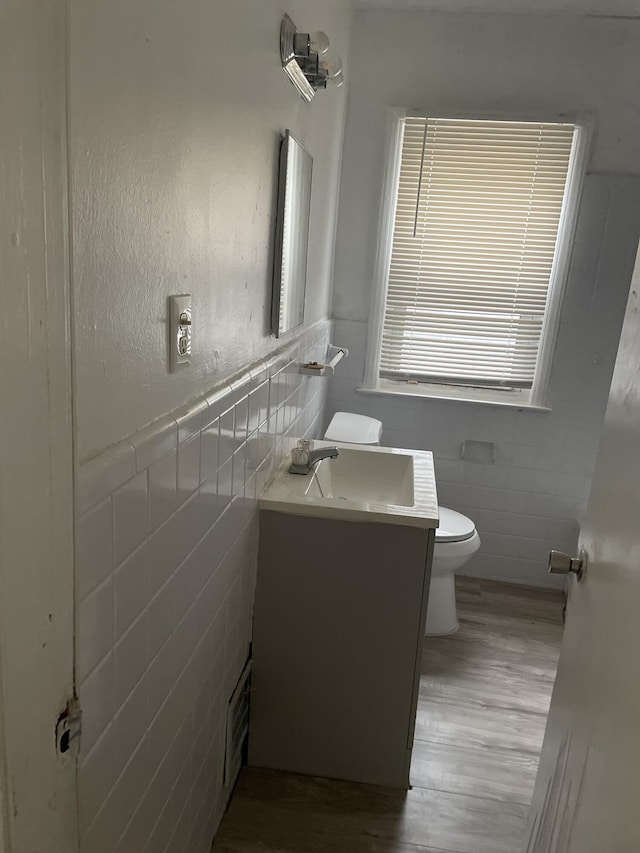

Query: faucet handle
[
  {"left": 291, "top": 441, "right": 311, "bottom": 468},
  {"left": 292, "top": 439, "right": 314, "bottom": 466}
]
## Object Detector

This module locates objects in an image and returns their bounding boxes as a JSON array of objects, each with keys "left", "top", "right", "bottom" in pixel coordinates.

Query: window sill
[{"left": 357, "top": 381, "right": 552, "bottom": 412}]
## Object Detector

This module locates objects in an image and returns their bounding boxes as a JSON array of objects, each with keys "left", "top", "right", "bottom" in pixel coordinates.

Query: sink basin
[
  {"left": 305, "top": 447, "right": 414, "bottom": 506},
  {"left": 260, "top": 441, "right": 438, "bottom": 529}
]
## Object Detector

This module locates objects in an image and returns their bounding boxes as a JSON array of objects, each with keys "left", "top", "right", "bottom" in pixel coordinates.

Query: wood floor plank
[
  {"left": 423, "top": 640, "right": 559, "bottom": 677},
  {"left": 410, "top": 740, "right": 539, "bottom": 804},
  {"left": 422, "top": 627, "right": 561, "bottom": 682},
  {"left": 215, "top": 824, "right": 463, "bottom": 852},
  {"left": 419, "top": 664, "right": 555, "bottom": 715},
  {"left": 212, "top": 577, "right": 563, "bottom": 853},
  {"left": 452, "top": 576, "right": 482, "bottom": 595},
  {"left": 453, "top": 578, "right": 565, "bottom": 629},
  {"left": 427, "top": 615, "right": 563, "bottom": 654},
  {"left": 475, "top": 577, "right": 566, "bottom": 606},
  {"left": 414, "top": 698, "right": 548, "bottom": 754},
  {"left": 218, "top": 768, "right": 526, "bottom": 853}
]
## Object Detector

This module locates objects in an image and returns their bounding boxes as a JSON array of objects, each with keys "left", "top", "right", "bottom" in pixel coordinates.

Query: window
[{"left": 365, "top": 113, "right": 589, "bottom": 408}]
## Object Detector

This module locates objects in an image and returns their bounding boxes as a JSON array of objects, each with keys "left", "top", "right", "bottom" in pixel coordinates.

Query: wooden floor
[{"left": 213, "top": 577, "right": 564, "bottom": 853}]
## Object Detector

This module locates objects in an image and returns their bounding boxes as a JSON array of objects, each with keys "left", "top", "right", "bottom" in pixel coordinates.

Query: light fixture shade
[
  {"left": 310, "top": 31, "right": 330, "bottom": 55},
  {"left": 320, "top": 50, "right": 342, "bottom": 79},
  {"left": 280, "top": 15, "right": 344, "bottom": 101},
  {"left": 326, "top": 70, "right": 344, "bottom": 88}
]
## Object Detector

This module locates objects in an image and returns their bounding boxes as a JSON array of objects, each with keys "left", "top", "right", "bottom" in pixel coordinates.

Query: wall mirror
[{"left": 271, "top": 130, "right": 313, "bottom": 337}]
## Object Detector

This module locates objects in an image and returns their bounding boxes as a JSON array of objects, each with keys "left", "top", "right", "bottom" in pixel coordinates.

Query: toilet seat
[{"left": 436, "top": 507, "right": 476, "bottom": 544}]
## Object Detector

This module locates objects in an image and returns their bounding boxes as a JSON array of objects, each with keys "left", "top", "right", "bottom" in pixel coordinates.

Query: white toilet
[{"left": 324, "top": 411, "right": 481, "bottom": 635}]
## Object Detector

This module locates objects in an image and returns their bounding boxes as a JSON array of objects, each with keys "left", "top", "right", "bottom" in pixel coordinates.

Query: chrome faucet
[{"left": 289, "top": 440, "right": 339, "bottom": 475}]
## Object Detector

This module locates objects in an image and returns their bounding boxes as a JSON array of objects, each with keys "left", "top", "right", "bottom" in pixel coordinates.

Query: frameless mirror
[{"left": 271, "top": 130, "right": 313, "bottom": 337}]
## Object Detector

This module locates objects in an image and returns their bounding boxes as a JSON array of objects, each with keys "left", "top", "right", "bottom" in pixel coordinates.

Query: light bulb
[
  {"left": 325, "top": 70, "right": 344, "bottom": 88},
  {"left": 310, "top": 30, "right": 330, "bottom": 55}
]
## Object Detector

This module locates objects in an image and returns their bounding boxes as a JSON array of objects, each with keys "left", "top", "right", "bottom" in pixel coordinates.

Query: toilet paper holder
[{"left": 300, "top": 345, "right": 349, "bottom": 376}]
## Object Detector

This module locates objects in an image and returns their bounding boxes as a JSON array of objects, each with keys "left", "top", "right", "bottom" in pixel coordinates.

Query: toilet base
[
  {"left": 425, "top": 573, "right": 458, "bottom": 635},
  {"left": 427, "top": 621, "right": 459, "bottom": 637}
]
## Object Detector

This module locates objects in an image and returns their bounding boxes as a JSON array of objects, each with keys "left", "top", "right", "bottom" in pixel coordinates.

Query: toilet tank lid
[
  {"left": 436, "top": 507, "right": 476, "bottom": 543},
  {"left": 324, "top": 412, "right": 383, "bottom": 445}
]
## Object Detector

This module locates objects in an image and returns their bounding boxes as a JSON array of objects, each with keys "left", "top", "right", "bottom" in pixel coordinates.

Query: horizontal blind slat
[{"left": 380, "top": 116, "right": 574, "bottom": 387}]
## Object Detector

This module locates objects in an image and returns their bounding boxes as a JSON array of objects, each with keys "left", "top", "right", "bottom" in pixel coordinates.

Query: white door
[
  {"left": 526, "top": 239, "right": 640, "bottom": 851},
  {"left": 0, "top": 0, "right": 78, "bottom": 850}
]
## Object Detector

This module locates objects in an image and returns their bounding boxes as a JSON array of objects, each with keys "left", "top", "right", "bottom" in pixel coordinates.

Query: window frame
[{"left": 361, "top": 108, "right": 593, "bottom": 410}]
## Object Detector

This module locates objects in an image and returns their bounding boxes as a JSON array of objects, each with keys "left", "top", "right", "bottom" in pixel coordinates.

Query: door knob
[{"left": 548, "top": 550, "right": 587, "bottom": 582}]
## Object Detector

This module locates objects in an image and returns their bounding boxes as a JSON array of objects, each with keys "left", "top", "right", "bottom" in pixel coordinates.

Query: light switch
[{"left": 169, "top": 294, "right": 192, "bottom": 371}]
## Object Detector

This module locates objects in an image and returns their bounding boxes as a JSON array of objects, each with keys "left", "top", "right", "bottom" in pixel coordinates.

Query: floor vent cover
[{"left": 224, "top": 659, "right": 252, "bottom": 787}]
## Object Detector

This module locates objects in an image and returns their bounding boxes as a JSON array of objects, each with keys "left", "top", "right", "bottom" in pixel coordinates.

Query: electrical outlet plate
[
  {"left": 169, "top": 294, "right": 192, "bottom": 371},
  {"left": 461, "top": 439, "right": 496, "bottom": 464}
]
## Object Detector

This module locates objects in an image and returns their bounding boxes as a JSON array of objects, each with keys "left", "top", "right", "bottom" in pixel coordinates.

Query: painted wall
[
  {"left": 68, "top": 1, "right": 351, "bottom": 850},
  {"left": 328, "top": 11, "right": 640, "bottom": 587},
  {"left": 329, "top": 177, "right": 640, "bottom": 586},
  {"left": 70, "top": 0, "right": 352, "bottom": 461},
  {"left": 333, "top": 10, "right": 640, "bottom": 323},
  {"left": 74, "top": 324, "right": 330, "bottom": 853}
]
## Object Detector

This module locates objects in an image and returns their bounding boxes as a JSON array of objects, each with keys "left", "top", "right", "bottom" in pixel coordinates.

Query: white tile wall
[
  {"left": 75, "top": 320, "right": 331, "bottom": 853},
  {"left": 327, "top": 176, "right": 640, "bottom": 588}
]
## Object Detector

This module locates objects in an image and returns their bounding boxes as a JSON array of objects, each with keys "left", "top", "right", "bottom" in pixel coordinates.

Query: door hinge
[{"left": 55, "top": 697, "right": 82, "bottom": 759}]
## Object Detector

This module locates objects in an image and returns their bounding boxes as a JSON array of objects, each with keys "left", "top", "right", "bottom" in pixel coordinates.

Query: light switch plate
[{"left": 169, "top": 294, "right": 192, "bottom": 372}]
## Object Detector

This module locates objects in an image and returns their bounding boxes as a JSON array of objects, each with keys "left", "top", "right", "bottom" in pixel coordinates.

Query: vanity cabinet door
[{"left": 249, "top": 511, "right": 434, "bottom": 789}]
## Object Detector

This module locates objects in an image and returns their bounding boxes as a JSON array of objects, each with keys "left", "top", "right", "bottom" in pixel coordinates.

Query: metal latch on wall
[
  {"left": 55, "top": 698, "right": 82, "bottom": 758},
  {"left": 169, "top": 294, "right": 192, "bottom": 371}
]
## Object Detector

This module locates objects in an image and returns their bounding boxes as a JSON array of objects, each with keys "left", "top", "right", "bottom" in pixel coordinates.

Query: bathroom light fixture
[{"left": 280, "top": 14, "right": 344, "bottom": 103}]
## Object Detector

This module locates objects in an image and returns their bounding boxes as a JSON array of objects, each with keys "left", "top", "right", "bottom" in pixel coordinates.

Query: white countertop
[{"left": 260, "top": 441, "right": 439, "bottom": 529}]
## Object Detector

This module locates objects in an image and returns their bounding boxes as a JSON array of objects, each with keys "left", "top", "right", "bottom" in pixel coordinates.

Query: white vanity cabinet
[{"left": 248, "top": 444, "right": 438, "bottom": 788}]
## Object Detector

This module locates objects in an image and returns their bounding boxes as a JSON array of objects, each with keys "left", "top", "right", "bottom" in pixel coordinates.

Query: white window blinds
[{"left": 380, "top": 117, "right": 576, "bottom": 389}]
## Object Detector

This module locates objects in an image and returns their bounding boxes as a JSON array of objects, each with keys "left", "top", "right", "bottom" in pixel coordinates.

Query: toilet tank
[{"left": 324, "top": 412, "right": 382, "bottom": 445}]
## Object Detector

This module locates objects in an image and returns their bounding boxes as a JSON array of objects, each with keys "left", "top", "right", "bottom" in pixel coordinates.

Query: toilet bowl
[
  {"left": 324, "top": 412, "right": 481, "bottom": 636},
  {"left": 427, "top": 507, "right": 481, "bottom": 635}
]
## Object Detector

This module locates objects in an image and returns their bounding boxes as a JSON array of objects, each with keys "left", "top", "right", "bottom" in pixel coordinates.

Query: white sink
[
  {"left": 260, "top": 441, "right": 438, "bottom": 529},
  {"left": 305, "top": 447, "right": 414, "bottom": 506}
]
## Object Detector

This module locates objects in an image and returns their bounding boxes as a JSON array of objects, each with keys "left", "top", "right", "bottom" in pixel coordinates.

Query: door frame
[{"left": 0, "top": 0, "right": 77, "bottom": 849}]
